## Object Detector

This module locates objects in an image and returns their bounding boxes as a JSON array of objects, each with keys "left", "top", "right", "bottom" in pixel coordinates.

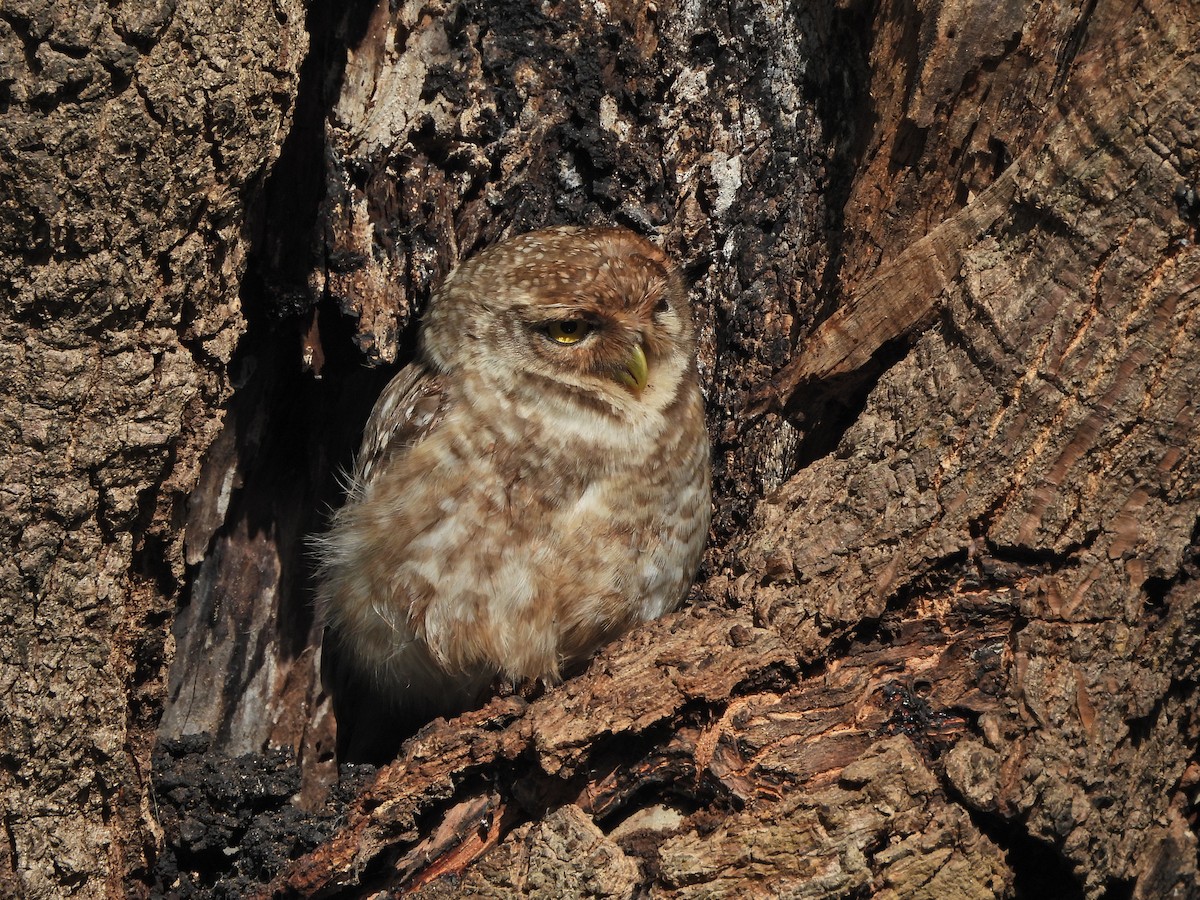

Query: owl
[{"left": 316, "top": 226, "right": 711, "bottom": 759}]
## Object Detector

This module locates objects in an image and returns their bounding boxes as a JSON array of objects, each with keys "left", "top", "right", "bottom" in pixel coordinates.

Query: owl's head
[{"left": 420, "top": 226, "right": 696, "bottom": 413}]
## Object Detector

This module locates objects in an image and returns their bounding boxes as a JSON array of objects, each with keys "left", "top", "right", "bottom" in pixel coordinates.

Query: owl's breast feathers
[{"left": 323, "top": 358, "right": 707, "bottom": 687}]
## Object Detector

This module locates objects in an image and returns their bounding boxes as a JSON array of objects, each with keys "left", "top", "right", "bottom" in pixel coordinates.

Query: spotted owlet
[{"left": 316, "top": 226, "right": 710, "bottom": 757}]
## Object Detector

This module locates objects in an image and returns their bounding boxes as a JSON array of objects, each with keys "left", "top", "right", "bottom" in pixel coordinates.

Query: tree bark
[
  {"left": 0, "top": 1, "right": 306, "bottom": 896},
  {"left": 3, "top": 0, "right": 1197, "bottom": 897}
]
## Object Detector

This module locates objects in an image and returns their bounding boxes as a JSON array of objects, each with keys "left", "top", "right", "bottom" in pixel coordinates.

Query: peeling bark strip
[
  {"left": 749, "top": 164, "right": 1020, "bottom": 413},
  {"left": 263, "top": 608, "right": 1016, "bottom": 897}
]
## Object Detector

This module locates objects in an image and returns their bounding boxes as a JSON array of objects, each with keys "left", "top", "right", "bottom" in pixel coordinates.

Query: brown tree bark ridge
[
  {"left": 3, "top": 0, "right": 1197, "bottom": 896},
  {"left": 0, "top": 1, "right": 307, "bottom": 897}
]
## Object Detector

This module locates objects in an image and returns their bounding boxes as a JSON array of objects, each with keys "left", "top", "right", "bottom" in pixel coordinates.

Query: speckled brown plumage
[{"left": 316, "top": 226, "right": 710, "bottom": 757}]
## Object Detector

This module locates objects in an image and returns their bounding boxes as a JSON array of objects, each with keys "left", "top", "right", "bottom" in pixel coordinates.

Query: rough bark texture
[
  {"left": 4, "top": 0, "right": 1197, "bottom": 897},
  {"left": 0, "top": 1, "right": 306, "bottom": 896}
]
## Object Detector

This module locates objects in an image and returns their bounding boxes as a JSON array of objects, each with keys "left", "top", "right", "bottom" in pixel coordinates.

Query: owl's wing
[
  {"left": 351, "top": 362, "right": 450, "bottom": 489},
  {"left": 327, "top": 362, "right": 452, "bottom": 763}
]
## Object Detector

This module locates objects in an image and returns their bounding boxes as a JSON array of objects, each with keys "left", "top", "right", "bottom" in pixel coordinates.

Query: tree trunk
[
  {"left": 0, "top": 1, "right": 307, "bottom": 896},
  {"left": 4, "top": 0, "right": 1197, "bottom": 897}
]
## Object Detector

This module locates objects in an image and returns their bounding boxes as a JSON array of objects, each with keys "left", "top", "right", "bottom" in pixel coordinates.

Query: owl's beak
[{"left": 617, "top": 343, "right": 649, "bottom": 394}]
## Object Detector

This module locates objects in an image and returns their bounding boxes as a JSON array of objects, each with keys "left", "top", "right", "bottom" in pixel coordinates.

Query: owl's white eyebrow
[{"left": 527, "top": 306, "right": 600, "bottom": 320}]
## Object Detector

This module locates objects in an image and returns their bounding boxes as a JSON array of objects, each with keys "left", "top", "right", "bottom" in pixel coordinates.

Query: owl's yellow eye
[{"left": 546, "top": 320, "right": 592, "bottom": 344}]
